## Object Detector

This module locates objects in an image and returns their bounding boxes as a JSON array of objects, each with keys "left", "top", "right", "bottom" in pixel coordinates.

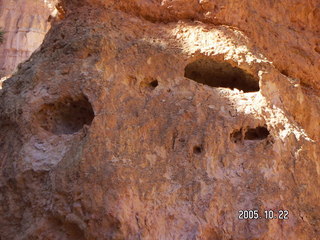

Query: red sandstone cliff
[{"left": 0, "top": 0, "right": 57, "bottom": 77}]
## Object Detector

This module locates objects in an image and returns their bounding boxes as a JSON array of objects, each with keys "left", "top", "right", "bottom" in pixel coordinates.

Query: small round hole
[
  {"left": 193, "top": 145, "right": 203, "bottom": 154},
  {"left": 149, "top": 80, "right": 158, "bottom": 89}
]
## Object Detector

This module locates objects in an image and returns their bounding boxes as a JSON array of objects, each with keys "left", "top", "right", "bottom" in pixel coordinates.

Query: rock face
[
  {"left": 1, "top": 0, "right": 320, "bottom": 239},
  {"left": 0, "top": 0, "right": 57, "bottom": 77}
]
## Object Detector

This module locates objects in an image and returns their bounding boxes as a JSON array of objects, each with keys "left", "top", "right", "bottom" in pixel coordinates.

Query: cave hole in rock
[
  {"left": 37, "top": 95, "right": 94, "bottom": 135},
  {"left": 184, "top": 58, "right": 260, "bottom": 92},
  {"left": 193, "top": 145, "right": 203, "bottom": 154},
  {"left": 149, "top": 79, "right": 159, "bottom": 88},
  {"left": 244, "top": 126, "right": 269, "bottom": 140},
  {"left": 140, "top": 78, "right": 159, "bottom": 90}
]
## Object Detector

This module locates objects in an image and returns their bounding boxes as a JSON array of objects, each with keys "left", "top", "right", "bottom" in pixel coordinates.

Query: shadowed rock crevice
[
  {"left": 140, "top": 78, "right": 159, "bottom": 91},
  {"left": 37, "top": 95, "right": 94, "bottom": 135},
  {"left": 230, "top": 128, "right": 243, "bottom": 143},
  {"left": 184, "top": 58, "right": 259, "bottom": 92},
  {"left": 193, "top": 145, "right": 203, "bottom": 154},
  {"left": 231, "top": 126, "right": 270, "bottom": 143},
  {"left": 244, "top": 126, "right": 269, "bottom": 140}
]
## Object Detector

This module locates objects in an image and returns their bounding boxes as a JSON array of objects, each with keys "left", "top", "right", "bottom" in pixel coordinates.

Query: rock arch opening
[
  {"left": 37, "top": 95, "right": 94, "bottom": 135},
  {"left": 184, "top": 58, "right": 259, "bottom": 92}
]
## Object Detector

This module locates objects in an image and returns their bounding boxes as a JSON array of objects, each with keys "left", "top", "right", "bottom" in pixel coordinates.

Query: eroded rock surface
[{"left": 0, "top": 0, "right": 320, "bottom": 239}]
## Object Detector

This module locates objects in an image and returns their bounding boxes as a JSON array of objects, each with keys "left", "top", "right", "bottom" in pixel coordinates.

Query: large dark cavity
[
  {"left": 37, "top": 95, "right": 94, "bottom": 135},
  {"left": 184, "top": 58, "right": 259, "bottom": 92}
]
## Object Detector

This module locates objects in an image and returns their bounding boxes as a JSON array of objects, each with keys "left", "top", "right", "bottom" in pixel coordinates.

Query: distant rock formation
[
  {"left": 0, "top": 0, "right": 320, "bottom": 239},
  {"left": 0, "top": 0, "right": 57, "bottom": 77}
]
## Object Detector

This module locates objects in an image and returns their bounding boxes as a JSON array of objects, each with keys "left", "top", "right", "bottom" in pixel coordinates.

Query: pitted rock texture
[
  {"left": 0, "top": 0, "right": 57, "bottom": 77},
  {"left": 0, "top": 0, "right": 320, "bottom": 239}
]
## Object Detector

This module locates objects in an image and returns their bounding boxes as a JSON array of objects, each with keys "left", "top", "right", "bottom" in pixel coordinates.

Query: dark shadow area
[
  {"left": 140, "top": 78, "right": 159, "bottom": 91},
  {"left": 244, "top": 127, "right": 269, "bottom": 140},
  {"left": 231, "top": 126, "right": 270, "bottom": 143},
  {"left": 149, "top": 80, "right": 159, "bottom": 89},
  {"left": 193, "top": 145, "right": 203, "bottom": 154},
  {"left": 184, "top": 58, "right": 259, "bottom": 92},
  {"left": 230, "top": 129, "right": 242, "bottom": 143}
]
